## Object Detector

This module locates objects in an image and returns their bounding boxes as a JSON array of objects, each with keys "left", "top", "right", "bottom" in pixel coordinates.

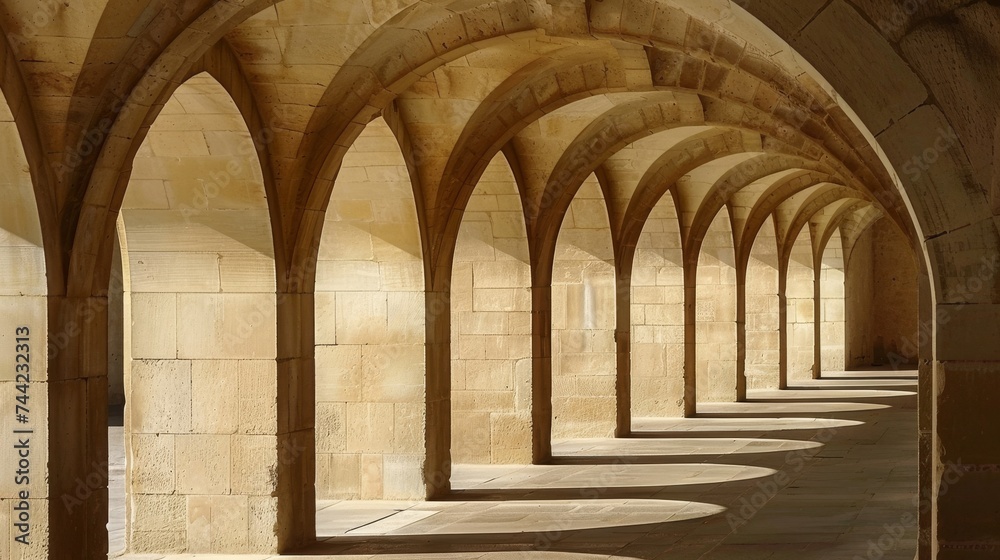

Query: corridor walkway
[{"left": 113, "top": 369, "right": 918, "bottom": 559}]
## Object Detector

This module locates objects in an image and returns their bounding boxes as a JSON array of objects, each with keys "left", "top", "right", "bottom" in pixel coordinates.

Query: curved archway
[
  {"left": 34, "top": 0, "right": 989, "bottom": 555},
  {"left": 694, "top": 208, "right": 738, "bottom": 402},
  {"left": 629, "top": 189, "right": 685, "bottom": 420},
  {"left": 314, "top": 116, "right": 426, "bottom": 503},
  {"left": 450, "top": 153, "right": 533, "bottom": 465},
  {"left": 551, "top": 176, "right": 617, "bottom": 440},
  {"left": 819, "top": 229, "right": 847, "bottom": 373},
  {"left": 744, "top": 215, "right": 780, "bottom": 391},
  {"left": 119, "top": 72, "right": 281, "bottom": 554}
]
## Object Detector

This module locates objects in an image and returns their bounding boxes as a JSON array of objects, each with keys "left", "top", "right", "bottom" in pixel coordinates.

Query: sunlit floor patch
[
  {"left": 634, "top": 416, "right": 863, "bottom": 433},
  {"left": 701, "top": 400, "right": 889, "bottom": 414},
  {"left": 553, "top": 437, "right": 823, "bottom": 456},
  {"left": 825, "top": 369, "right": 918, "bottom": 378},
  {"left": 799, "top": 378, "right": 918, "bottom": 388},
  {"left": 451, "top": 462, "right": 775, "bottom": 490},
  {"left": 317, "top": 498, "right": 723, "bottom": 537},
  {"left": 756, "top": 388, "right": 917, "bottom": 399}
]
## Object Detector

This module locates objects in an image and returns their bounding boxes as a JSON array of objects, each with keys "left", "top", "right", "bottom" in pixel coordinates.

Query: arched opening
[
  {"left": 119, "top": 73, "right": 279, "bottom": 554},
  {"left": 37, "top": 0, "right": 947, "bottom": 555},
  {"left": 450, "top": 153, "right": 533, "bottom": 465},
  {"left": 745, "top": 216, "right": 780, "bottom": 390},
  {"left": 630, "top": 192, "right": 685, "bottom": 420},
  {"left": 786, "top": 228, "right": 816, "bottom": 384},
  {"left": 844, "top": 218, "right": 919, "bottom": 369},
  {"left": 695, "top": 209, "right": 738, "bottom": 402},
  {"left": 551, "top": 175, "right": 616, "bottom": 440},
  {"left": 313, "top": 116, "right": 426, "bottom": 509},
  {"left": 820, "top": 229, "right": 846, "bottom": 372}
]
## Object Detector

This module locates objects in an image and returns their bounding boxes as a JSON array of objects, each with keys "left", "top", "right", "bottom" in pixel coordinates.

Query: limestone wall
[
  {"left": 0, "top": 89, "right": 48, "bottom": 560},
  {"left": 872, "top": 220, "right": 919, "bottom": 367},
  {"left": 120, "top": 74, "right": 280, "bottom": 554},
  {"left": 314, "top": 117, "right": 426, "bottom": 500},
  {"left": 844, "top": 219, "right": 918, "bottom": 368},
  {"left": 696, "top": 210, "right": 738, "bottom": 402},
  {"left": 450, "top": 154, "right": 532, "bottom": 464},
  {"left": 845, "top": 225, "right": 875, "bottom": 368},
  {"left": 745, "top": 216, "right": 780, "bottom": 389},
  {"left": 820, "top": 234, "right": 846, "bottom": 372},
  {"left": 551, "top": 177, "right": 617, "bottom": 440},
  {"left": 787, "top": 230, "right": 816, "bottom": 382},
  {"left": 630, "top": 195, "right": 685, "bottom": 418}
]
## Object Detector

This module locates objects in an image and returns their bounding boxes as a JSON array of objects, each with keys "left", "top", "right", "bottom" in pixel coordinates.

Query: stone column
[
  {"left": 615, "top": 268, "right": 632, "bottom": 437},
  {"left": 917, "top": 271, "right": 932, "bottom": 559},
  {"left": 931, "top": 302, "right": 1000, "bottom": 558},
  {"left": 275, "top": 289, "right": 316, "bottom": 551},
  {"left": 735, "top": 268, "right": 748, "bottom": 401},
  {"left": 424, "top": 287, "right": 452, "bottom": 498},
  {"left": 530, "top": 282, "right": 552, "bottom": 462},
  {"left": 813, "top": 264, "right": 822, "bottom": 379},
  {"left": 777, "top": 260, "right": 789, "bottom": 390},
  {"left": 682, "top": 262, "right": 697, "bottom": 416},
  {"left": 48, "top": 296, "right": 109, "bottom": 560}
]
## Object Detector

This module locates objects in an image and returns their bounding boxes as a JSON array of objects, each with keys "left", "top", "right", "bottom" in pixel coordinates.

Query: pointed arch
[
  {"left": 118, "top": 72, "right": 290, "bottom": 554},
  {"left": 820, "top": 225, "right": 847, "bottom": 372},
  {"left": 314, "top": 115, "right": 427, "bottom": 505},
  {"left": 694, "top": 207, "right": 738, "bottom": 402},
  {"left": 629, "top": 187, "right": 685, "bottom": 419},
  {"left": 745, "top": 215, "right": 780, "bottom": 390},
  {"left": 450, "top": 152, "right": 533, "bottom": 465},
  {"left": 551, "top": 175, "right": 617, "bottom": 440}
]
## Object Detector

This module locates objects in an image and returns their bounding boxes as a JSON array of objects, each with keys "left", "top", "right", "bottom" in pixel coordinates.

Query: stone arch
[
  {"left": 744, "top": 214, "right": 780, "bottom": 391},
  {"left": 629, "top": 187, "right": 685, "bottom": 420},
  {"left": 43, "top": 1, "right": 998, "bottom": 556},
  {"left": 118, "top": 72, "right": 284, "bottom": 554},
  {"left": 819, "top": 224, "right": 847, "bottom": 373},
  {"left": 313, "top": 115, "right": 427, "bottom": 503},
  {"left": 783, "top": 226, "right": 816, "bottom": 384},
  {"left": 450, "top": 152, "right": 533, "bottom": 465},
  {"left": 693, "top": 206, "right": 738, "bottom": 403},
  {"left": 551, "top": 175, "right": 617, "bottom": 440}
]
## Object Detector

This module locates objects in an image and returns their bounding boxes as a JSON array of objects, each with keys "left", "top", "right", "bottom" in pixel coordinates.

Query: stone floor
[{"left": 111, "top": 369, "right": 918, "bottom": 559}]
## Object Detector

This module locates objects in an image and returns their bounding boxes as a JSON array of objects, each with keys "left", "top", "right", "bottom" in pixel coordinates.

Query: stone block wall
[
  {"left": 630, "top": 195, "right": 685, "bottom": 418},
  {"left": 871, "top": 219, "right": 919, "bottom": 367},
  {"left": 845, "top": 226, "right": 875, "bottom": 368},
  {"left": 314, "top": 117, "right": 426, "bottom": 500},
  {"left": 120, "top": 74, "right": 281, "bottom": 554},
  {"left": 0, "top": 99, "right": 49, "bottom": 559},
  {"left": 450, "top": 154, "right": 532, "bottom": 464},
  {"left": 551, "top": 178, "right": 617, "bottom": 440},
  {"left": 820, "top": 234, "right": 846, "bottom": 372},
  {"left": 745, "top": 216, "right": 780, "bottom": 389},
  {"left": 844, "top": 218, "right": 918, "bottom": 369},
  {"left": 787, "top": 230, "right": 816, "bottom": 382},
  {"left": 695, "top": 210, "right": 738, "bottom": 402}
]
